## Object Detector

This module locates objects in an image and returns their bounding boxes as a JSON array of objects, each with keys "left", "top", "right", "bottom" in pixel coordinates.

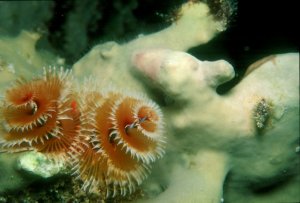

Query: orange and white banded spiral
[
  {"left": 69, "top": 83, "right": 165, "bottom": 197},
  {"left": 0, "top": 67, "right": 80, "bottom": 160}
]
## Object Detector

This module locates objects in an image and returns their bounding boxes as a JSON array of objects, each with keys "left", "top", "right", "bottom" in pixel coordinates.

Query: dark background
[
  {"left": 190, "top": 0, "right": 299, "bottom": 80},
  {"left": 133, "top": 0, "right": 299, "bottom": 91},
  {"left": 47, "top": 0, "right": 299, "bottom": 73}
]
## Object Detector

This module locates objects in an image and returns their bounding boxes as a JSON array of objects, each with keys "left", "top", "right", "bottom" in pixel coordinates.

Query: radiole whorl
[
  {"left": 69, "top": 84, "right": 165, "bottom": 197},
  {"left": 0, "top": 67, "right": 80, "bottom": 160}
]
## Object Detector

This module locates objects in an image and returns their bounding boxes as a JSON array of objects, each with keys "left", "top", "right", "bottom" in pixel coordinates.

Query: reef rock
[{"left": 0, "top": 151, "right": 66, "bottom": 194}]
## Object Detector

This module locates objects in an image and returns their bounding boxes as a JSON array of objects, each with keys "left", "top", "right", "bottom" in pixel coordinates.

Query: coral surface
[{"left": 133, "top": 50, "right": 299, "bottom": 203}]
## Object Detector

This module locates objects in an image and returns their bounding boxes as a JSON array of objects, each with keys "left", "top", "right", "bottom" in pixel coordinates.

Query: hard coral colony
[{"left": 0, "top": 68, "right": 165, "bottom": 197}]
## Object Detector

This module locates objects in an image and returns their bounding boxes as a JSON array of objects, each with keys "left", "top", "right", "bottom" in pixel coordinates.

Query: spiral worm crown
[
  {"left": 69, "top": 84, "right": 165, "bottom": 197},
  {"left": 0, "top": 68, "right": 80, "bottom": 160}
]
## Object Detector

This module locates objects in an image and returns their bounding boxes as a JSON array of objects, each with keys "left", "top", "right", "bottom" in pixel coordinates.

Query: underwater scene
[{"left": 0, "top": 0, "right": 299, "bottom": 203}]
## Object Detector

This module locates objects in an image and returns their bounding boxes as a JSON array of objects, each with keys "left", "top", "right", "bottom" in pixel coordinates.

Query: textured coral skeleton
[
  {"left": 253, "top": 98, "right": 271, "bottom": 130},
  {"left": 0, "top": 68, "right": 165, "bottom": 197}
]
